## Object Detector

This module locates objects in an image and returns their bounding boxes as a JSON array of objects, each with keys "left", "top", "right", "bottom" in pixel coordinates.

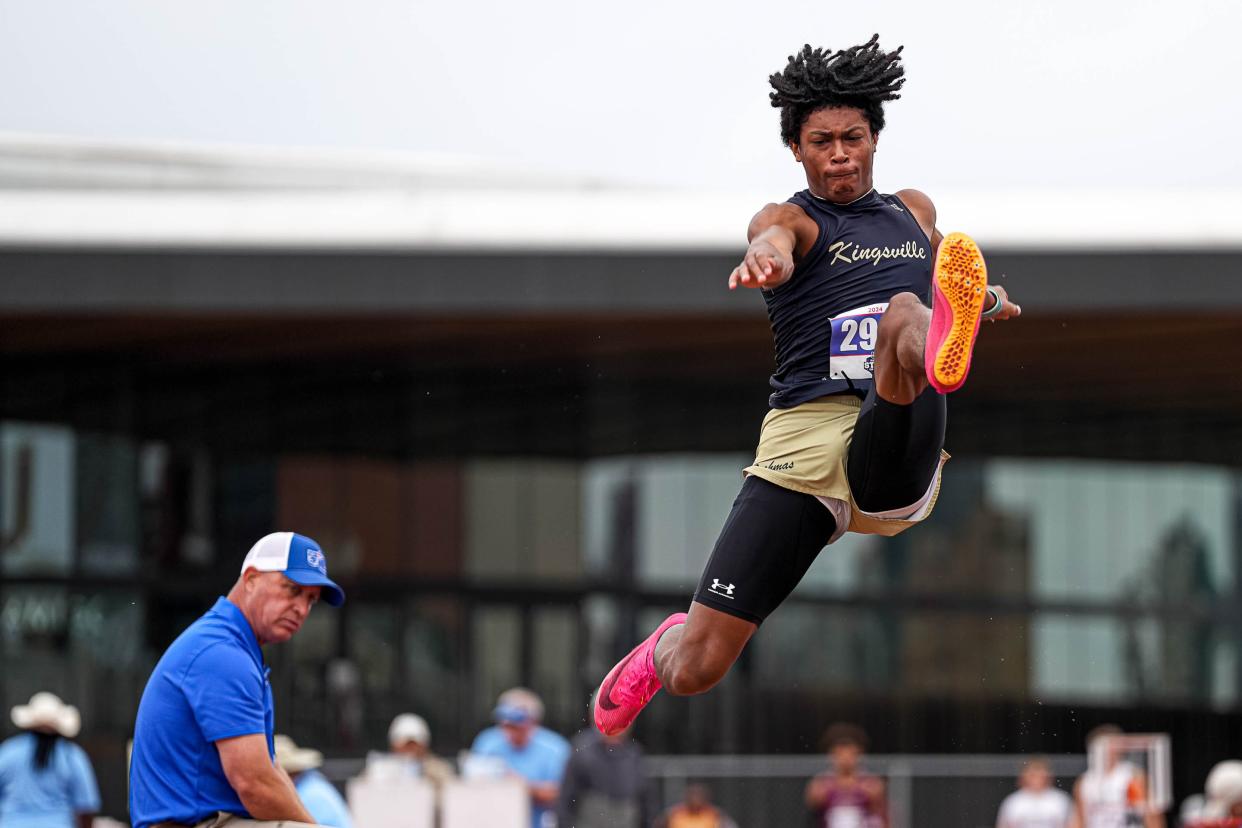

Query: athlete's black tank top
[{"left": 763, "top": 188, "right": 933, "bottom": 408}]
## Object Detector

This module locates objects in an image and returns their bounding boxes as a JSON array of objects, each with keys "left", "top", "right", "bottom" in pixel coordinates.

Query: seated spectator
[
  {"left": 805, "top": 723, "right": 886, "bottom": 828},
  {"left": 273, "top": 734, "right": 353, "bottom": 828},
  {"left": 469, "top": 688, "right": 570, "bottom": 828},
  {"left": 1182, "top": 760, "right": 1242, "bottom": 827},
  {"left": 0, "top": 692, "right": 100, "bottom": 828},
  {"left": 1073, "top": 725, "right": 1165, "bottom": 828},
  {"left": 557, "top": 726, "right": 652, "bottom": 828},
  {"left": 388, "top": 713, "right": 455, "bottom": 788},
  {"left": 655, "top": 783, "right": 736, "bottom": 828},
  {"left": 996, "top": 757, "right": 1072, "bottom": 828}
]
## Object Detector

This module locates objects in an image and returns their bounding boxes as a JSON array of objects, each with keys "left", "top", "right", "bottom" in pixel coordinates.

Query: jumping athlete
[{"left": 594, "top": 35, "right": 1022, "bottom": 736}]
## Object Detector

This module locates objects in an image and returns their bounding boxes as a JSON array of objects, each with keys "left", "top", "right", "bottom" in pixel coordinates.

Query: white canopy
[{"left": 1, "top": 132, "right": 1238, "bottom": 252}]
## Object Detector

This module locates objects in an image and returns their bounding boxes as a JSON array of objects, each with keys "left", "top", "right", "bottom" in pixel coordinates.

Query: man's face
[
  {"left": 500, "top": 719, "right": 534, "bottom": 749},
  {"left": 791, "top": 106, "right": 877, "bottom": 204},
  {"left": 831, "top": 742, "right": 861, "bottom": 774},
  {"left": 1020, "top": 764, "right": 1051, "bottom": 791},
  {"left": 243, "top": 570, "right": 320, "bottom": 644},
  {"left": 392, "top": 739, "right": 426, "bottom": 759}
]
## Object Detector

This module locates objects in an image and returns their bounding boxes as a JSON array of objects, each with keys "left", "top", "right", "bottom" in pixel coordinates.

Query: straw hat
[
  {"left": 273, "top": 734, "right": 323, "bottom": 774},
  {"left": 11, "top": 692, "right": 81, "bottom": 738}
]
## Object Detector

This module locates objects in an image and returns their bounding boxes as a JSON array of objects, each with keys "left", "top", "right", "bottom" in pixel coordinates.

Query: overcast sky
[{"left": 1, "top": 0, "right": 1239, "bottom": 194}]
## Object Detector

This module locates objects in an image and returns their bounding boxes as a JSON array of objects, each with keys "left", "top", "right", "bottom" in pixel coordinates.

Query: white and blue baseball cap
[{"left": 240, "top": 532, "right": 345, "bottom": 606}]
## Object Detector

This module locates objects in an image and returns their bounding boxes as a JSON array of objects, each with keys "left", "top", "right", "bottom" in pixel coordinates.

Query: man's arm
[
  {"left": 1070, "top": 777, "right": 1086, "bottom": 828},
  {"left": 216, "top": 734, "right": 315, "bottom": 823},
  {"left": 729, "top": 202, "right": 818, "bottom": 291},
  {"left": 1130, "top": 773, "right": 1166, "bottom": 828},
  {"left": 896, "top": 188, "right": 1021, "bottom": 320},
  {"left": 805, "top": 774, "right": 828, "bottom": 810}
]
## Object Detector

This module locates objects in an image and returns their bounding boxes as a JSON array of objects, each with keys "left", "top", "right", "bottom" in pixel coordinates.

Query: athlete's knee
[
  {"left": 878, "top": 292, "right": 925, "bottom": 342},
  {"left": 661, "top": 617, "right": 748, "bottom": 696},
  {"left": 663, "top": 650, "right": 733, "bottom": 696}
]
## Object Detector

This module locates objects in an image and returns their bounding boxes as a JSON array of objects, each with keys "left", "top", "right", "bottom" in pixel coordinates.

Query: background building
[{"left": 1, "top": 134, "right": 1241, "bottom": 824}]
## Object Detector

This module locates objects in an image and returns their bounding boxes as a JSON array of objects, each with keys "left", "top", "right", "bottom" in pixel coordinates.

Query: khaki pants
[{"left": 156, "top": 814, "right": 323, "bottom": 828}]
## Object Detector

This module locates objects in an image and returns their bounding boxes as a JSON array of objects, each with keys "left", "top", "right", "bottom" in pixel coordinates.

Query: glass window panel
[
  {"left": 1033, "top": 613, "right": 1128, "bottom": 701},
  {"left": 531, "top": 607, "right": 578, "bottom": 727},
  {"left": 581, "top": 458, "right": 637, "bottom": 579},
  {"left": 1, "top": 585, "right": 73, "bottom": 707},
  {"left": 403, "top": 597, "right": 464, "bottom": 747},
  {"left": 1211, "top": 625, "right": 1238, "bottom": 708},
  {"left": 470, "top": 606, "right": 521, "bottom": 724},
  {"left": 465, "top": 460, "right": 581, "bottom": 579},
  {"left": 76, "top": 432, "right": 139, "bottom": 575},
  {"left": 529, "top": 464, "right": 581, "bottom": 579},
  {"left": 280, "top": 607, "right": 341, "bottom": 747},
  {"left": 215, "top": 454, "right": 275, "bottom": 564},
  {"left": 67, "top": 590, "right": 145, "bottom": 733},
  {"left": 754, "top": 604, "right": 895, "bottom": 691},
  {"left": 465, "top": 462, "right": 528, "bottom": 578},
  {"left": 636, "top": 454, "right": 748, "bottom": 588},
  {"left": 986, "top": 459, "right": 1235, "bottom": 602},
  {"left": 348, "top": 604, "right": 399, "bottom": 697},
  {"left": 139, "top": 443, "right": 216, "bottom": 573},
  {"left": 1, "top": 422, "right": 75, "bottom": 575}
]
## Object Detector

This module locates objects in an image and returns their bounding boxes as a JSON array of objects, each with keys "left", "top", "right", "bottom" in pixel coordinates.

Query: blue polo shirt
[
  {"left": 471, "top": 726, "right": 570, "bottom": 828},
  {"left": 129, "top": 598, "right": 274, "bottom": 828},
  {"left": 0, "top": 733, "right": 101, "bottom": 828},
  {"left": 294, "top": 769, "right": 353, "bottom": 828}
]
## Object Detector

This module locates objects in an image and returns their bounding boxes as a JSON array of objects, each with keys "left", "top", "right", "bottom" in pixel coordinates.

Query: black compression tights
[{"left": 847, "top": 385, "right": 947, "bottom": 514}]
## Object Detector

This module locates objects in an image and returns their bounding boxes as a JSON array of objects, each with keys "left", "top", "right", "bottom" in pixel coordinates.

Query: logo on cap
[{"left": 306, "top": 549, "right": 326, "bottom": 572}]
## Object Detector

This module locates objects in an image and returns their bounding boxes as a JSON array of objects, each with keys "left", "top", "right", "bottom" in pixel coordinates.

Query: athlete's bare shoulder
[
  {"left": 893, "top": 188, "right": 937, "bottom": 243},
  {"left": 747, "top": 201, "right": 818, "bottom": 258}
]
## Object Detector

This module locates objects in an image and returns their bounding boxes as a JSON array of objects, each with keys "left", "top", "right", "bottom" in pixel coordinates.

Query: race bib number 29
[{"left": 829, "top": 302, "right": 888, "bottom": 380}]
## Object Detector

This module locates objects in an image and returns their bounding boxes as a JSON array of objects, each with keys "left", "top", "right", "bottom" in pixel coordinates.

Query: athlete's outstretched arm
[
  {"left": 896, "top": 188, "right": 1022, "bottom": 320},
  {"left": 728, "top": 202, "right": 818, "bottom": 290}
]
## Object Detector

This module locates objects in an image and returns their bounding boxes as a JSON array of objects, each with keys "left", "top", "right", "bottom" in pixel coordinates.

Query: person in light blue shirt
[
  {"left": 274, "top": 735, "right": 353, "bottom": 828},
  {"left": 470, "top": 688, "right": 570, "bottom": 828},
  {"left": 0, "top": 692, "right": 100, "bottom": 828},
  {"left": 129, "top": 532, "right": 345, "bottom": 828}
]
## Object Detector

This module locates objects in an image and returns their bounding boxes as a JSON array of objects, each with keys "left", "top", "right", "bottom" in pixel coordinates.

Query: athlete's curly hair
[{"left": 769, "top": 34, "right": 906, "bottom": 145}]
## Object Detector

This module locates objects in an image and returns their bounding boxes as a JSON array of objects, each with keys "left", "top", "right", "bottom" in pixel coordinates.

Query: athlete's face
[
  {"left": 240, "top": 570, "right": 321, "bottom": 645},
  {"left": 790, "top": 107, "right": 877, "bottom": 204}
]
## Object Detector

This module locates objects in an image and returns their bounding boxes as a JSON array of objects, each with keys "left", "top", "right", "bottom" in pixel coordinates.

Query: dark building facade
[{"left": 3, "top": 241, "right": 1242, "bottom": 821}]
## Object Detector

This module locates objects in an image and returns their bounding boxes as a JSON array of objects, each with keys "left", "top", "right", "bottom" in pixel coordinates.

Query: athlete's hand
[
  {"left": 729, "top": 240, "right": 793, "bottom": 290},
  {"left": 985, "top": 284, "right": 1022, "bottom": 321}
]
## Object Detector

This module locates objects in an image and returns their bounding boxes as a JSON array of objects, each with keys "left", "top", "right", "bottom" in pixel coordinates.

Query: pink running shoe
[
  {"left": 593, "top": 612, "right": 687, "bottom": 736},
  {"left": 925, "top": 232, "right": 989, "bottom": 394}
]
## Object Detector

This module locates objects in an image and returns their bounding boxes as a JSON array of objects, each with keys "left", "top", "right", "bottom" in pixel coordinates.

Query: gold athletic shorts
[{"left": 742, "top": 395, "right": 949, "bottom": 537}]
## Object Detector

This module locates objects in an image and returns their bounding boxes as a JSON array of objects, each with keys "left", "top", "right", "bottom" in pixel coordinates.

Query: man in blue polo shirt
[
  {"left": 130, "top": 532, "right": 345, "bottom": 828},
  {"left": 470, "top": 688, "right": 570, "bottom": 828}
]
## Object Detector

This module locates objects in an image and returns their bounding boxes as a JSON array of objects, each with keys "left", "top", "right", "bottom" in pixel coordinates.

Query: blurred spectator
[
  {"left": 655, "top": 783, "right": 736, "bottom": 828},
  {"left": 556, "top": 726, "right": 652, "bottom": 828},
  {"left": 388, "top": 713, "right": 456, "bottom": 788},
  {"left": 273, "top": 734, "right": 354, "bottom": 828},
  {"left": 996, "top": 757, "right": 1072, "bottom": 828},
  {"left": 470, "top": 687, "right": 570, "bottom": 828},
  {"left": 1181, "top": 760, "right": 1242, "bottom": 827},
  {"left": 805, "top": 723, "right": 886, "bottom": 828},
  {"left": 1072, "top": 725, "right": 1165, "bottom": 828},
  {"left": 0, "top": 692, "right": 100, "bottom": 828}
]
